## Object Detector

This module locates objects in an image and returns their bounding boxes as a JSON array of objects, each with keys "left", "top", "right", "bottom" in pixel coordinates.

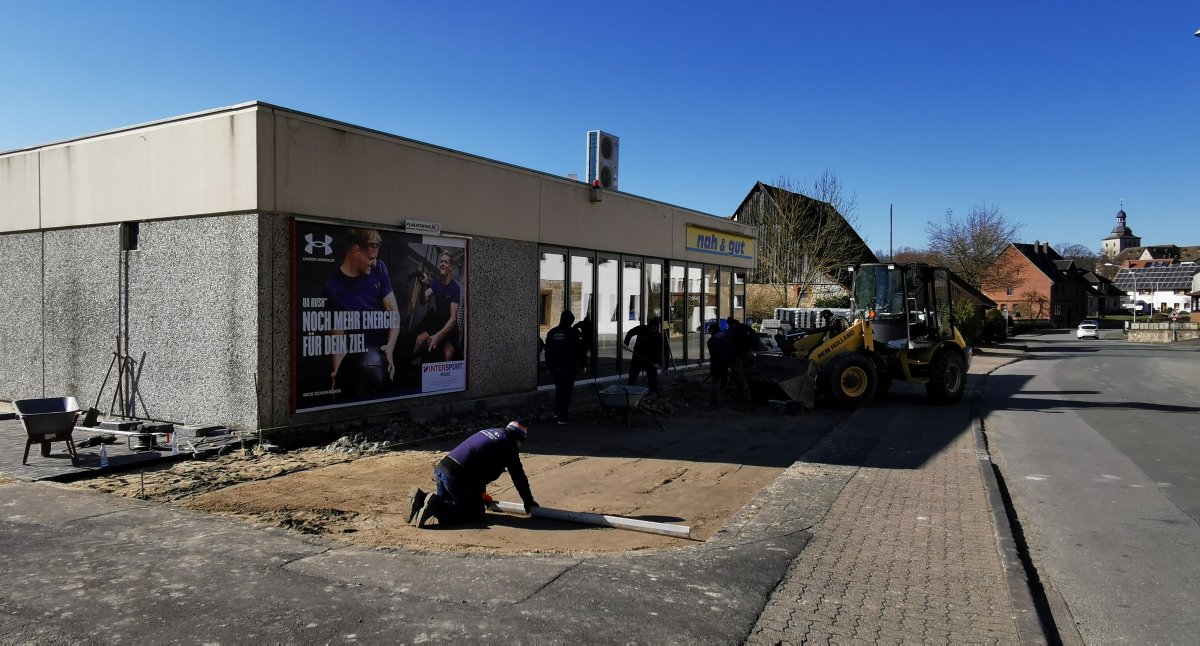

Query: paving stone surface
[{"left": 747, "top": 349, "right": 1039, "bottom": 645}]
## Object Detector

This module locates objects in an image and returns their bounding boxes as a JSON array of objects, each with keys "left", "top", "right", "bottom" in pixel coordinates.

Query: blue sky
[{"left": 3, "top": 1, "right": 1197, "bottom": 254}]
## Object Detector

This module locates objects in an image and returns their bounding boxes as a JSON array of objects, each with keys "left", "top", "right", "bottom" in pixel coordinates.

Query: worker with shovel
[
  {"left": 409, "top": 421, "right": 538, "bottom": 528},
  {"left": 623, "top": 316, "right": 664, "bottom": 395}
]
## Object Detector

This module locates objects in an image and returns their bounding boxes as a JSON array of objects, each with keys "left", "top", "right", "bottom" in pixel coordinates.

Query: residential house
[
  {"left": 1110, "top": 263, "right": 1200, "bottom": 314},
  {"left": 1108, "top": 244, "right": 1200, "bottom": 269},
  {"left": 732, "top": 181, "right": 876, "bottom": 311},
  {"left": 984, "top": 241, "right": 1102, "bottom": 328}
]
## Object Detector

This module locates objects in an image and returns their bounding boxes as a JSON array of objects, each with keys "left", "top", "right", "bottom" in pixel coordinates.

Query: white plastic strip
[{"left": 490, "top": 500, "right": 691, "bottom": 539}]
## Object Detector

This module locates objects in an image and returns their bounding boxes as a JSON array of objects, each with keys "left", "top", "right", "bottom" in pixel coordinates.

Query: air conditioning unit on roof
[{"left": 586, "top": 130, "right": 619, "bottom": 191}]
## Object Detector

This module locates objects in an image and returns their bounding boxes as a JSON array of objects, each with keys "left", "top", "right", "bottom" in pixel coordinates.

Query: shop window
[
  {"left": 667, "top": 263, "right": 686, "bottom": 365},
  {"left": 734, "top": 272, "right": 747, "bottom": 323},
  {"left": 719, "top": 268, "right": 733, "bottom": 323},
  {"left": 538, "top": 250, "right": 566, "bottom": 386},
  {"left": 685, "top": 264, "right": 703, "bottom": 364},
  {"left": 594, "top": 255, "right": 619, "bottom": 379},
  {"left": 645, "top": 260, "right": 663, "bottom": 325}
]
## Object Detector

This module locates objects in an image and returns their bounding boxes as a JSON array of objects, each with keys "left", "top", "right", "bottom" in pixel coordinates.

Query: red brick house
[{"left": 984, "top": 242, "right": 1098, "bottom": 328}]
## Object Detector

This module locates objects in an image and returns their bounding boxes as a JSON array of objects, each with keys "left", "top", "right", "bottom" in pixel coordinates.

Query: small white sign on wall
[{"left": 404, "top": 219, "right": 442, "bottom": 235}]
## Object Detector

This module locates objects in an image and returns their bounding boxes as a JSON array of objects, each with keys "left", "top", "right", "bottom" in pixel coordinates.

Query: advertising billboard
[{"left": 293, "top": 220, "right": 468, "bottom": 412}]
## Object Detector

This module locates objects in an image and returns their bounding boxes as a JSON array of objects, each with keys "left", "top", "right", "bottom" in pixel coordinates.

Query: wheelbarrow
[
  {"left": 596, "top": 385, "right": 649, "bottom": 427},
  {"left": 14, "top": 396, "right": 81, "bottom": 465}
]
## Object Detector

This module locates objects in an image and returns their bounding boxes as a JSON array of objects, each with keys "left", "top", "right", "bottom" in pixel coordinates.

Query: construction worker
[
  {"left": 724, "top": 316, "right": 751, "bottom": 403},
  {"left": 706, "top": 322, "right": 734, "bottom": 405},
  {"left": 544, "top": 311, "right": 582, "bottom": 424},
  {"left": 623, "top": 316, "right": 663, "bottom": 394},
  {"left": 409, "top": 421, "right": 538, "bottom": 528}
]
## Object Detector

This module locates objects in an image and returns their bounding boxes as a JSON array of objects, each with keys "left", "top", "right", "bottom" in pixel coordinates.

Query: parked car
[
  {"left": 1076, "top": 320, "right": 1100, "bottom": 339},
  {"left": 697, "top": 318, "right": 728, "bottom": 333}
]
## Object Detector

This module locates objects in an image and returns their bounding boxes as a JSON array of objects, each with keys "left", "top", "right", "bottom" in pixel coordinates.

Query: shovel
[{"left": 81, "top": 353, "right": 118, "bottom": 427}]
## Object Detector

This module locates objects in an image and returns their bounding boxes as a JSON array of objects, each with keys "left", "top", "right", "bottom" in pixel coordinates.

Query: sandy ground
[{"left": 62, "top": 385, "right": 844, "bottom": 555}]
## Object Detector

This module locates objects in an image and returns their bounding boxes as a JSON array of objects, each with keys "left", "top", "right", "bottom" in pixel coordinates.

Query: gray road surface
[{"left": 983, "top": 333, "right": 1200, "bottom": 643}]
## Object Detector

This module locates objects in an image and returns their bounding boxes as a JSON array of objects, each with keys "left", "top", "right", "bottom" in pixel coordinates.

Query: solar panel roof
[{"left": 1111, "top": 264, "right": 1200, "bottom": 290}]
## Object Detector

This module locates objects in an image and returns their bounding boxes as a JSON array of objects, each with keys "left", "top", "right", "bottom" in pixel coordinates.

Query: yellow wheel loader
[{"left": 753, "top": 263, "right": 972, "bottom": 409}]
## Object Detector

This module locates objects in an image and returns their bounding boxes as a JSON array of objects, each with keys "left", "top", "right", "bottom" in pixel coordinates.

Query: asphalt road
[{"left": 982, "top": 331, "right": 1200, "bottom": 644}]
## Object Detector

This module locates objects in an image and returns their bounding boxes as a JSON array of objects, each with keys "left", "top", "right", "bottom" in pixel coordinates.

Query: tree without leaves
[
  {"left": 891, "top": 246, "right": 942, "bottom": 265},
  {"left": 744, "top": 172, "right": 871, "bottom": 311},
  {"left": 1020, "top": 289, "right": 1048, "bottom": 320},
  {"left": 1056, "top": 242, "right": 1102, "bottom": 273},
  {"left": 924, "top": 204, "right": 1023, "bottom": 291}
]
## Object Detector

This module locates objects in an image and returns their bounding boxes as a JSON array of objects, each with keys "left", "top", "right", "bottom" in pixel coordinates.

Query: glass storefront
[
  {"left": 685, "top": 264, "right": 703, "bottom": 363},
  {"left": 719, "top": 267, "right": 733, "bottom": 324},
  {"left": 570, "top": 252, "right": 596, "bottom": 379},
  {"left": 538, "top": 249, "right": 566, "bottom": 386},
  {"left": 667, "top": 263, "right": 686, "bottom": 367},
  {"left": 702, "top": 265, "right": 719, "bottom": 359},
  {"left": 645, "top": 260, "right": 664, "bottom": 327},
  {"left": 595, "top": 255, "right": 620, "bottom": 379},
  {"left": 538, "top": 246, "right": 744, "bottom": 386}
]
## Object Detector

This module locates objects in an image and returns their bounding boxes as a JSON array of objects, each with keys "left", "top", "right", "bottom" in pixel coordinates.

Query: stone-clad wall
[
  {"left": 1, "top": 220, "right": 260, "bottom": 430},
  {"left": 4, "top": 214, "right": 541, "bottom": 433},
  {"left": 41, "top": 227, "right": 122, "bottom": 408},
  {"left": 124, "top": 215, "right": 262, "bottom": 430},
  {"left": 465, "top": 236, "right": 538, "bottom": 396},
  {"left": 0, "top": 232, "right": 51, "bottom": 402}
]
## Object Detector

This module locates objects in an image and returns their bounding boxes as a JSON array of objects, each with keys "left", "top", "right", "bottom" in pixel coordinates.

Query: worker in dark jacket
[
  {"left": 543, "top": 311, "right": 582, "bottom": 424},
  {"left": 623, "top": 316, "right": 664, "bottom": 394},
  {"left": 409, "top": 421, "right": 538, "bottom": 528},
  {"left": 707, "top": 322, "right": 735, "bottom": 405},
  {"left": 724, "top": 317, "right": 751, "bottom": 402}
]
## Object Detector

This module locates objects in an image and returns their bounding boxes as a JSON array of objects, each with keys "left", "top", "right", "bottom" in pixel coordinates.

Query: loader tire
[
  {"left": 822, "top": 352, "right": 877, "bottom": 409},
  {"left": 925, "top": 350, "right": 966, "bottom": 404}
]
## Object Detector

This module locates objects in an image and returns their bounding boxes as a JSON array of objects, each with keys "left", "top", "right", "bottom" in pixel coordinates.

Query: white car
[{"left": 1076, "top": 320, "right": 1100, "bottom": 339}]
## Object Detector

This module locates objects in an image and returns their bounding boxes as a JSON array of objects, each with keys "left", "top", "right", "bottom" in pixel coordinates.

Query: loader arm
[{"left": 807, "top": 319, "right": 874, "bottom": 368}]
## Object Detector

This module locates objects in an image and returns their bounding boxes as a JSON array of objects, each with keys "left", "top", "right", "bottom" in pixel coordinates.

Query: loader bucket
[{"left": 747, "top": 354, "right": 820, "bottom": 410}]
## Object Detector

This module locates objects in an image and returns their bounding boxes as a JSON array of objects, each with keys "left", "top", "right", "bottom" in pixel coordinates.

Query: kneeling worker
[{"left": 409, "top": 421, "right": 539, "bottom": 528}]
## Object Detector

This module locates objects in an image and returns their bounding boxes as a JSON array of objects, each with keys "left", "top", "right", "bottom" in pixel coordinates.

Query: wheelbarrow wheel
[{"left": 41, "top": 441, "right": 52, "bottom": 457}]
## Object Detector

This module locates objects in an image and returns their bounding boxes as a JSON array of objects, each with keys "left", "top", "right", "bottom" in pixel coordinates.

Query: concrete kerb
[
  {"left": 973, "top": 345, "right": 1088, "bottom": 646},
  {"left": 968, "top": 346, "right": 1051, "bottom": 644}
]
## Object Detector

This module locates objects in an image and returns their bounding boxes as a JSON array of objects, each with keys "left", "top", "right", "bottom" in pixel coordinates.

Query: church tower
[{"left": 1101, "top": 204, "right": 1141, "bottom": 256}]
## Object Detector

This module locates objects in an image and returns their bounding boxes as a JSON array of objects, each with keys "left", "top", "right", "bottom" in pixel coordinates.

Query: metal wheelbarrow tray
[
  {"left": 596, "top": 385, "right": 649, "bottom": 427},
  {"left": 14, "top": 396, "right": 81, "bottom": 464}
]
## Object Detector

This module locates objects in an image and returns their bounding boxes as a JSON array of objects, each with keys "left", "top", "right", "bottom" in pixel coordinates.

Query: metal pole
[
  {"left": 1132, "top": 270, "right": 1137, "bottom": 325},
  {"left": 889, "top": 203, "right": 893, "bottom": 261}
]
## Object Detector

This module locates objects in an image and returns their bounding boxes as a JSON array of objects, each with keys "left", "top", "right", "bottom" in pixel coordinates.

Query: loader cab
[{"left": 849, "top": 264, "right": 955, "bottom": 351}]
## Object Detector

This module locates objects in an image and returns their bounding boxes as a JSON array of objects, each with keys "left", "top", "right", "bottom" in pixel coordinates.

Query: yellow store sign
[{"left": 685, "top": 224, "right": 754, "bottom": 261}]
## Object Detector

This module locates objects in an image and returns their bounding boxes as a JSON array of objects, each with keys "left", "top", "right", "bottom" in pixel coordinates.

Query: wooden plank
[{"left": 489, "top": 500, "right": 691, "bottom": 539}]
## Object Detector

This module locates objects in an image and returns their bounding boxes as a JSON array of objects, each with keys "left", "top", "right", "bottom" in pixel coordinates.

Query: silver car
[{"left": 1076, "top": 320, "right": 1100, "bottom": 339}]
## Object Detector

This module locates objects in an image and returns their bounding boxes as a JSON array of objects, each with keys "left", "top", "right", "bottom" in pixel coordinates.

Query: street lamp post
[{"left": 1105, "top": 263, "right": 1138, "bottom": 324}]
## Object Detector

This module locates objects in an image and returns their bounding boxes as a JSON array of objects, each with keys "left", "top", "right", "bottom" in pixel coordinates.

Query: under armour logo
[{"left": 305, "top": 234, "right": 333, "bottom": 256}]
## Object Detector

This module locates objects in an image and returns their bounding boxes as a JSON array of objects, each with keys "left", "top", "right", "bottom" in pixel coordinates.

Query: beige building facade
[{"left": 0, "top": 102, "right": 756, "bottom": 434}]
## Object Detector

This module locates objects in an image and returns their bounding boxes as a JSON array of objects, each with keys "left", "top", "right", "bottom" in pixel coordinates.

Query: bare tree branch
[
  {"left": 742, "top": 172, "right": 872, "bottom": 308},
  {"left": 925, "top": 204, "right": 1023, "bottom": 290}
]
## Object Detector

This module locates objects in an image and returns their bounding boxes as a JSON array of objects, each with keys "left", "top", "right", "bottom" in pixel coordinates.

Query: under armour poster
[{"left": 292, "top": 220, "right": 468, "bottom": 412}]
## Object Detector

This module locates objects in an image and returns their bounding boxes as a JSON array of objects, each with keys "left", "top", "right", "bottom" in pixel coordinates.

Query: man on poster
[
  {"left": 413, "top": 249, "right": 461, "bottom": 363},
  {"left": 324, "top": 228, "right": 401, "bottom": 396}
]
